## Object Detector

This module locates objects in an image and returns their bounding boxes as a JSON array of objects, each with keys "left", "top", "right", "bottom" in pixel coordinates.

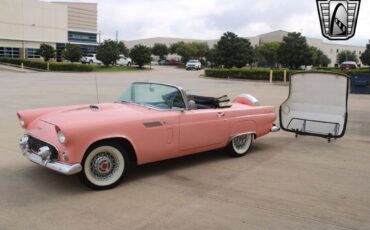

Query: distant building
[
  {"left": 124, "top": 30, "right": 366, "bottom": 67},
  {"left": 0, "top": 0, "right": 98, "bottom": 61}
]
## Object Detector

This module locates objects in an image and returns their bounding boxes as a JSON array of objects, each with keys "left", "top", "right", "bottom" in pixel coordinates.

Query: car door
[{"left": 179, "top": 109, "right": 229, "bottom": 152}]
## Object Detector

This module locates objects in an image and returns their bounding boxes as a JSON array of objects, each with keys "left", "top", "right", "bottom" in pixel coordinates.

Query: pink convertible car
[{"left": 18, "top": 82, "right": 278, "bottom": 189}]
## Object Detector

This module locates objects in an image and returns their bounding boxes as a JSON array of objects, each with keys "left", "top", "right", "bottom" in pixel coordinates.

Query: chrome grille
[{"left": 28, "top": 136, "right": 58, "bottom": 160}]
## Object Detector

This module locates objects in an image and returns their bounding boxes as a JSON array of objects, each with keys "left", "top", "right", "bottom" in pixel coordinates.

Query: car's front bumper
[{"left": 19, "top": 135, "right": 82, "bottom": 175}]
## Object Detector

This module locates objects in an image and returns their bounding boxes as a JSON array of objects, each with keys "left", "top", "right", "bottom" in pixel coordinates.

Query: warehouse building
[
  {"left": 0, "top": 0, "right": 98, "bottom": 61},
  {"left": 125, "top": 30, "right": 366, "bottom": 67}
]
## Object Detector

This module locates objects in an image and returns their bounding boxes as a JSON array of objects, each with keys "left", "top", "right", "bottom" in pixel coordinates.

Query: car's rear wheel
[
  {"left": 227, "top": 134, "right": 253, "bottom": 157},
  {"left": 89, "top": 60, "right": 93, "bottom": 64},
  {"left": 81, "top": 143, "right": 128, "bottom": 190},
  {"left": 127, "top": 62, "right": 132, "bottom": 67}
]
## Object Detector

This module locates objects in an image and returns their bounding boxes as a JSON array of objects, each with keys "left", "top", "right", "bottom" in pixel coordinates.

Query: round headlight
[
  {"left": 19, "top": 117, "right": 25, "bottom": 128},
  {"left": 57, "top": 131, "right": 66, "bottom": 144}
]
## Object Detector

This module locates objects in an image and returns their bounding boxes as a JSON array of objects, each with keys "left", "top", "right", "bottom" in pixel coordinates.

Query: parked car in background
[
  {"left": 17, "top": 82, "right": 279, "bottom": 190},
  {"left": 158, "top": 60, "right": 167, "bottom": 65},
  {"left": 186, "top": 60, "right": 202, "bottom": 71},
  {"left": 151, "top": 61, "right": 159, "bottom": 65},
  {"left": 81, "top": 54, "right": 102, "bottom": 65},
  {"left": 116, "top": 55, "right": 132, "bottom": 66},
  {"left": 168, "top": 60, "right": 179, "bottom": 66},
  {"left": 340, "top": 61, "right": 358, "bottom": 70}
]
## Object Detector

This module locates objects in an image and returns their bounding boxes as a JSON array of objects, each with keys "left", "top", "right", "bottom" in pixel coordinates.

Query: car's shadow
[
  {"left": 122, "top": 141, "right": 279, "bottom": 188},
  {"left": 18, "top": 142, "right": 275, "bottom": 194}
]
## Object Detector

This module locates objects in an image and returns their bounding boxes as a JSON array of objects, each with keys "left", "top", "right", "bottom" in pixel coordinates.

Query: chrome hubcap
[{"left": 90, "top": 152, "right": 118, "bottom": 180}]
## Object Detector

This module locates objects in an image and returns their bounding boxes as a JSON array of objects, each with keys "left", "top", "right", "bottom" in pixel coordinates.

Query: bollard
[
  {"left": 21, "top": 63, "right": 24, "bottom": 71},
  {"left": 269, "top": 69, "right": 273, "bottom": 83},
  {"left": 284, "top": 70, "right": 287, "bottom": 83},
  {"left": 47, "top": 62, "right": 50, "bottom": 71}
]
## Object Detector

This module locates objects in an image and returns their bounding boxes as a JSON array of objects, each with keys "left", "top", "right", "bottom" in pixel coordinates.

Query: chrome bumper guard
[
  {"left": 270, "top": 124, "right": 281, "bottom": 133},
  {"left": 19, "top": 135, "right": 82, "bottom": 175}
]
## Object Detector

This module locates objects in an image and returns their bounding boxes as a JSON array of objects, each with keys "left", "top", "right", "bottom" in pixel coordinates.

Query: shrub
[
  {"left": 49, "top": 63, "right": 93, "bottom": 72},
  {"left": 204, "top": 68, "right": 370, "bottom": 81},
  {"left": 0, "top": 57, "right": 47, "bottom": 70},
  {"left": 0, "top": 57, "right": 93, "bottom": 72},
  {"left": 315, "top": 67, "right": 370, "bottom": 74},
  {"left": 204, "top": 68, "right": 290, "bottom": 81}
]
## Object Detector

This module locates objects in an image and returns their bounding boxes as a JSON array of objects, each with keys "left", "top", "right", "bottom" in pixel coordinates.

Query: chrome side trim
[{"left": 143, "top": 121, "right": 163, "bottom": 128}]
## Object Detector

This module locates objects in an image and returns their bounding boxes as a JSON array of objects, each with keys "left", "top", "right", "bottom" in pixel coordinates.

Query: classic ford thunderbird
[{"left": 18, "top": 82, "right": 278, "bottom": 189}]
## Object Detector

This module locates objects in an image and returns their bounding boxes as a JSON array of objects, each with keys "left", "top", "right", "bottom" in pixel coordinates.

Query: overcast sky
[{"left": 60, "top": 0, "right": 369, "bottom": 46}]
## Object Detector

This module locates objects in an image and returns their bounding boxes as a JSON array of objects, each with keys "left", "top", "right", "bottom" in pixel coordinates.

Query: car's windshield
[
  {"left": 117, "top": 83, "right": 186, "bottom": 110},
  {"left": 188, "top": 60, "right": 198, "bottom": 63}
]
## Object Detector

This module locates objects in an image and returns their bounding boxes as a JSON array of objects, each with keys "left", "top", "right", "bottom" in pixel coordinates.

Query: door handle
[{"left": 217, "top": 112, "right": 225, "bottom": 118}]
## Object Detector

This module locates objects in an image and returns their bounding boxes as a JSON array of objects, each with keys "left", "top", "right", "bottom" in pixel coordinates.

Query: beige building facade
[
  {"left": 125, "top": 30, "right": 366, "bottom": 67},
  {"left": 0, "top": 0, "right": 98, "bottom": 60}
]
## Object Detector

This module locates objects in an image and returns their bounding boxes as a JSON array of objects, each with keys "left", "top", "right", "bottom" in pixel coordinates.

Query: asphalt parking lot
[{"left": 1, "top": 66, "right": 370, "bottom": 230}]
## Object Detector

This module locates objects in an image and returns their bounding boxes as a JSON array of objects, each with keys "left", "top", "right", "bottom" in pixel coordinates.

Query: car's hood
[{"left": 39, "top": 103, "right": 146, "bottom": 129}]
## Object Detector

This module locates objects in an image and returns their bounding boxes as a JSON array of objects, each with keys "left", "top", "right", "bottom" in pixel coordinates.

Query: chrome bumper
[
  {"left": 19, "top": 135, "right": 82, "bottom": 175},
  {"left": 270, "top": 124, "right": 281, "bottom": 133}
]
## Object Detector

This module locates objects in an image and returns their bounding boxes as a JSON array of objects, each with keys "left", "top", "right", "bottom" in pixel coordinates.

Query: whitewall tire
[
  {"left": 227, "top": 134, "right": 253, "bottom": 157},
  {"left": 81, "top": 143, "right": 128, "bottom": 190}
]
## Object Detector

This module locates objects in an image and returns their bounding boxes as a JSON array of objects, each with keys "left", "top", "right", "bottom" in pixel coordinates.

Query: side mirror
[{"left": 188, "top": 100, "right": 197, "bottom": 110}]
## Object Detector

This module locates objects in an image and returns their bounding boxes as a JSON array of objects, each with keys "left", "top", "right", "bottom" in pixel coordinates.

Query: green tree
[
  {"left": 63, "top": 44, "right": 82, "bottom": 63},
  {"left": 310, "top": 46, "right": 331, "bottom": 67},
  {"left": 169, "top": 41, "right": 185, "bottom": 54},
  {"left": 191, "top": 42, "right": 209, "bottom": 59},
  {"left": 118, "top": 41, "right": 129, "bottom": 56},
  {"left": 175, "top": 43, "right": 197, "bottom": 63},
  {"left": 337, "top": 50, "right": 359, "bottom": 64},
  {"left": 360, "top": 44, "right": 370, "bottom": 67},
  {"left": 151, "top": 43, "right": 169, "bottom": 60},
  {"left": 130, "top": 45, "right": 151, "bottom": 68},
  {"left": 214, "top": 32, "right": 254, "bottom": 68},
  {"left": 39, "top": 43, "right": 55, "bottom": 62},
  {"left": 205, "top": 48, "right": 218, "bottom": 67},
  {"left": 96, "top": 40, "right": 120, "bottom": 66},
  {"left": 256, "top": 42, "right": 280, "bottom": 67},
  {"left": 277, "top": 32, "right": 312, "bottom": 69}
]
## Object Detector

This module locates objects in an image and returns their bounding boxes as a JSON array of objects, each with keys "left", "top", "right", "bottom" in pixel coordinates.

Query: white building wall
[
  {"left": 0, "top": 0, "right": 68, "bottom": 45},
  {"left": 55, "top": 2, "right": 97, "bottom": 32}
]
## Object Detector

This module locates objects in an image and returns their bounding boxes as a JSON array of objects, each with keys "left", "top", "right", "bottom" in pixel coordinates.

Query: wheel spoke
[
  {"left": 89, "top": 152, "right": 119, "bottom": 180},
  {"left": 232, "top": 134, "right": 251, "bottom": 155}
]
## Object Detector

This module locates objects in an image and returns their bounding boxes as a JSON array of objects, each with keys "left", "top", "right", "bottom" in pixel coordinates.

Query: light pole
[{"left": 98, "top": 31, "right": 102, "bottom": 44}]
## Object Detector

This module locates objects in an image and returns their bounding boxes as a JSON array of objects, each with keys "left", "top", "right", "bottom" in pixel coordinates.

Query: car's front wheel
[
  {"left": 227, "top": 134, "right": 253, "bottom": 157},
  {"left": 81, "top": 143, "right": 128, "bottom": 190}
]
